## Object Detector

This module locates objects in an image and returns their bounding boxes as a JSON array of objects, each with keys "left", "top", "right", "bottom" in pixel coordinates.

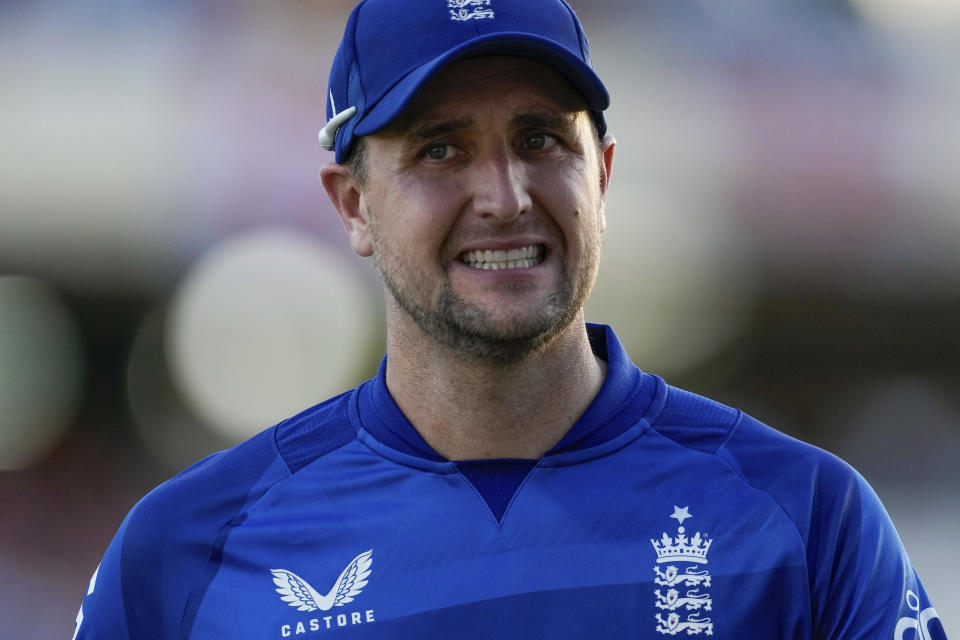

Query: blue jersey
[{"left": 74, "top": 324, "right": 945, "bottom": 639}]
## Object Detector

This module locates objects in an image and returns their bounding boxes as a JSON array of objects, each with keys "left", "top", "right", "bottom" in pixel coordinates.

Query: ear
[
  {"left": 597, "top": 133, "right": 616, "bottom": 233},
  {"left": 320, "top": 162, "right": 373, "bottom": 257}
]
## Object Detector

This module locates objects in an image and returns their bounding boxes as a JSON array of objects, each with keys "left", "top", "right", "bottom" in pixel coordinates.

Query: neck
[{"left": 383, "top": 307, "right": 607, "bottom": 461}]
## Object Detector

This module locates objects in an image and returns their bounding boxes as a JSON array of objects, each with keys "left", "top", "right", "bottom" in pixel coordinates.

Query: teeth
[
  {"left": 477, "top": 259, "right": 536, "bottom": 270},
  {"left": 461, "top": 245, "right": 544, "bottom": 270}
]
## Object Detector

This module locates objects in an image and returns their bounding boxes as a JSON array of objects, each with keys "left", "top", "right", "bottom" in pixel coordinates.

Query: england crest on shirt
[{"left": 651, "top": 506, "right": 714, "bottom": 636}]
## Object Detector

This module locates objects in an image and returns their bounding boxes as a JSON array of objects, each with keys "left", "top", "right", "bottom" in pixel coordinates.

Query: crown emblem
[
  {"left": 650, "top": 506, "right": 712, "bottom": 564},
  {"left": 651, "top": 507, "right": 714, "bottom": 635}
]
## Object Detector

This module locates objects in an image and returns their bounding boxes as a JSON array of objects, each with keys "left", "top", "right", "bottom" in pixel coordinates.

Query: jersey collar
[{"left": 354, "top": 324, "right": 658, "bottom": 462}]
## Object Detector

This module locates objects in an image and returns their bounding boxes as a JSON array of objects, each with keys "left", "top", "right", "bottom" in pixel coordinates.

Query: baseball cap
[{"left": 320, "top": 0, "right": 610, "bottom": 163}]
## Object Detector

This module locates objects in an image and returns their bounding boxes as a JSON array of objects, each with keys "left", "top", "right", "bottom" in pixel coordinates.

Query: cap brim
[{"left": 353, "top": 33, "right": 609, "bottom": 137}]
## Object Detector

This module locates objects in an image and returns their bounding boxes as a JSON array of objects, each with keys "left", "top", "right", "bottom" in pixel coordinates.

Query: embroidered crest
[
  {"left": 651, "top": 507, "right": 714, "bottom": 635},
  {"left": 448, "top": 0, "right": 494, "bottom": 22}
]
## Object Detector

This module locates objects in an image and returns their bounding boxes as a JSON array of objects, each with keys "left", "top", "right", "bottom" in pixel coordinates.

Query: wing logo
[{"left": 271, "top": 550, "right": 373, "bottom": 612}]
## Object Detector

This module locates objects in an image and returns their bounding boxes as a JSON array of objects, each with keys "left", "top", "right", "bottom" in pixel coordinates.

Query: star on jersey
[
  {"left": 670, "top": 506, "right": 692, "bottom": 525},
  {"left": 271, "top": 550, "right": 373, "bottom": 612}
]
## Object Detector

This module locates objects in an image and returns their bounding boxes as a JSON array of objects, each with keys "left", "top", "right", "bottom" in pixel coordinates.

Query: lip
[{"left": 456, "top": 237, "right": 550, "bottom": 253}]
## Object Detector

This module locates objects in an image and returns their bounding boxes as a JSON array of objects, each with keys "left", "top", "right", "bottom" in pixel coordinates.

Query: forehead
[{"left": 385, "top": 56, "right": 589, "bottom": 134}]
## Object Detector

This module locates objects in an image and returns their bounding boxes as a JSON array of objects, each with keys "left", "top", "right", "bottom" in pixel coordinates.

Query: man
[{"left": 75, "top": 1, "right": 945, "bottom": 638}]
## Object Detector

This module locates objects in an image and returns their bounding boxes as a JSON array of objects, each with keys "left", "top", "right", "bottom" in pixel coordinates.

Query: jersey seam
[
  {"left": 167, "top": 443, "right": 291, "bottom": 637},
  {"left": 177, "top": 513, "right": 248, "bottom": 639},
  {"left": 273, "top": 422, "right": 356, "bottom": 477},
  {"left": 356, "top": 427, "right": 457, "bottom": 474},
  {"left": 713, "top": 408, "right": 744, "bottom": 454},
  {"left": 710, "top": 443, "right": 807, "bottom": 546},
  {"left": 596, "top": 370, "right": 662, "bottom": 438},
  {"left": 272, "top": 424, "right": 292, "bottom": 474},
  {"left": 641, "top": 376, "right": 669, "bottom": 426},
  {"left": 709, "top": 435, "right": 812, "bottom": 587},
  {"left": 647, "top": 406, "right": 810, "bottom": 584}
]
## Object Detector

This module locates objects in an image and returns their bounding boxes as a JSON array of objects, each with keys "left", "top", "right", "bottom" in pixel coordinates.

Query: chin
[
  {"left": 383, "top": 262, "right": 589, "bottom": 364},
  {"left": 427, "top": 288, "right": 583, "bottom": 365}
]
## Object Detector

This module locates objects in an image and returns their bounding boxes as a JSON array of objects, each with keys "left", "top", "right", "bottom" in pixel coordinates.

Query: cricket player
[{"left": 74, "top": 1, "right": 945, "bottom": 638}]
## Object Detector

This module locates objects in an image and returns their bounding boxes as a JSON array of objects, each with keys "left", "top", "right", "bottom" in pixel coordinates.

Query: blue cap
[{"left": 321, "top": 0, "right": 610, "bottom": 163}]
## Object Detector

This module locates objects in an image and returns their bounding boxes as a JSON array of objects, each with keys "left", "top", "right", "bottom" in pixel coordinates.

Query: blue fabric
[
  {"left": 76, "top": 430, "right": 289, "bottom": 640},
  {"left": 549, "top": 324, "right": 658, "bottom": 454},
  {"left": 358, "top": 324, "right": 656, "bottom": 462},
  {"left": 651, "top": 384, "right": 739, "bottom": 454},
  {"left": 356, "top": 323, "right": 658, "bottom": 518},
  {"left": 359, "top": 360, "right": 445, "bottom": 462},
  {"left": 455, "top": 459, "right": 538, "bottom": 522},
  {"left": 275, "top": 390, "right": 358, "bottom": 473},
  {"left": 74, "top": 324, "right": 946, "bottom": 639}
]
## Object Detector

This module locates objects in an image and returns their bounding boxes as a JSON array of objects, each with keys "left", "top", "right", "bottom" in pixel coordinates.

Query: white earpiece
[{"left": 318, "top": 106, "right": 357, "bottom": 151}]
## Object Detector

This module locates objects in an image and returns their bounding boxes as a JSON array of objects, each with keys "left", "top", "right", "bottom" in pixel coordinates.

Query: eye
[
  {"left": 523, "top": 132, "right": 558, "bottom": 151},
  {"left": 424, "top": 143, "right": 457, "bottom": 161}
]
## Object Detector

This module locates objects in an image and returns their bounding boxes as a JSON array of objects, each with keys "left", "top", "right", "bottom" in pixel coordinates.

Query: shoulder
[
  {"left": 112, "top": 427, "right": 283, "bottom": 635},
  {"left": 646, "top": 384, "right": 937, "bottom": 638},
  {"left": 274, "top": 387, "right": 358, "bottom": 472},
  {"left": 115, "top": 389, "right": 359, "bottom": 635},
  {"left": 648, "top": 383, "right": 866, "bottom": 536},
  {"left": 127, "top": 388, "right": 358, "bottom": 545},
  {"left": 646, "top": 382, "right": 741, "bottom": 455},
  {"left": 650, "top": 382, "right": 854, "bottom": 476}
]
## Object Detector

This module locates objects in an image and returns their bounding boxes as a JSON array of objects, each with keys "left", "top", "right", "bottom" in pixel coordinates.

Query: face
[{"left": 330, "top": 57, "right": 614, "bottom": 364}]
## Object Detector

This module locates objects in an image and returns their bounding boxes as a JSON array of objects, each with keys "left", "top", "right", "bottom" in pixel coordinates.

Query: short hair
[{"left": 343, "top": 136, "right": 368, "bottom": 188}]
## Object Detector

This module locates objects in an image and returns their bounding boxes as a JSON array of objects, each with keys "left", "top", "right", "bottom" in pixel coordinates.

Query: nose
[{"left": 469, "top": 149, "right": 532, "bottom": 222}]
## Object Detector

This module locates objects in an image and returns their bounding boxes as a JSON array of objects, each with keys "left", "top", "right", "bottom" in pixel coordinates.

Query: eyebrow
[
  {"left": 397, "top": 109, "right": 583, "bottom": 155},
  {"left": 400, "top": 117, "right": 475, "bottom": 155},
  {"left": 512, "top": 111, "right": 580, "bottom": 136}
]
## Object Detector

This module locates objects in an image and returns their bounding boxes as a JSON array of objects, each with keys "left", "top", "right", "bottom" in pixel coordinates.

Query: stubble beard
[{"left": 369, "top": 219, "right": 597, "bottom": 366}]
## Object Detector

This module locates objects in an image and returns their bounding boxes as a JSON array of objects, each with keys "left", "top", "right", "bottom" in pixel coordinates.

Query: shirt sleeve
[
  {"left": 722, "top": 413, "right": 947, "bottom": 640},
  {"left": 72, "top": 432, "right": 287, "bottom": 640},
  {"left": 811, "top": 472, "right": 947, "bottom": 640},
  {"left": 72, "top": 514, "right": 133, "bottom": 640}
]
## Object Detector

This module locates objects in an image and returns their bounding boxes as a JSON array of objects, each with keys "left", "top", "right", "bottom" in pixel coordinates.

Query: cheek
[
  {"left": 369, "top": 180, "right": 464, "bottom": 256},
  {"left": 553, "top": 192, "right": 605, "bottom": 266},
  {"left": 398, "top": 177, "right": 466, "bottom": 228},
  {"left": 533, "top": 166, "right": 600, "bottom": 226}
]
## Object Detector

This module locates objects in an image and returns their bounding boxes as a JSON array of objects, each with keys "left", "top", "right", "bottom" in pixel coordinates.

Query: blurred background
[{"left": 1, "top": 0, "right": 957, "bottom": 636}]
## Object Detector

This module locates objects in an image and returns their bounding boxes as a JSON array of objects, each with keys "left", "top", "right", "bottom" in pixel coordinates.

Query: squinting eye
[
  {"left": 425, "top": 143, "right": 455, "bottom": 160},
  {"left": 525, "top": 133, "right": 557, "bottom": 151}
]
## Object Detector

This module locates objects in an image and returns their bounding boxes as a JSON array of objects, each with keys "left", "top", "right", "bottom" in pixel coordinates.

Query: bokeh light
[
  {"left": 127, "top": 309, "right": 235, "bottom": 472},
  {"left": 0, "top": 276, "right": 84, "bottom": 470},
  {"left": 851, "top": 0, "right": 960, "bottom": 40},
  {"left": 589, "top": 185, "right": 757, "bottom": 377},
  {"left": 166, "top": 228, "right": 378, "bottom": 442}
]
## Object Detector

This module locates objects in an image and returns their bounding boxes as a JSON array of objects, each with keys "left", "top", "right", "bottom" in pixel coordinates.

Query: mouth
[{"left": 458, "top": 244, "right": 546, "bottom": 270}]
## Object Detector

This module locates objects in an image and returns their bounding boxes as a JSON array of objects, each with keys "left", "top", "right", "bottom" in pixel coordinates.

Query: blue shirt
[{"left": 74, "top": 324, "right": 946, "bottom": 639}]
